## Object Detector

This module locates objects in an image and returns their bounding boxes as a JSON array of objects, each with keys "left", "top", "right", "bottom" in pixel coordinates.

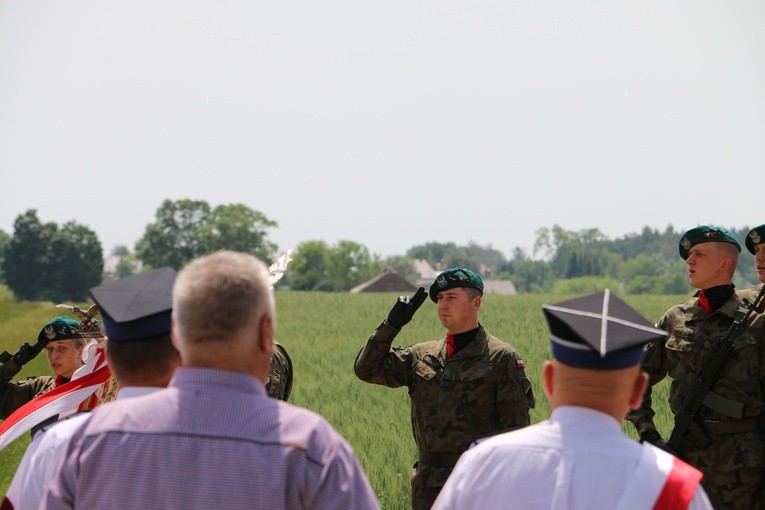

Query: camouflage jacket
[
  {"left": 266, "top": 342, "right": 293, "bottom": 401},
  {"left": 0, "top": 375, "right": 56, "bottom": 420},
  {"left": 627, "top": 289, "right": 765, "bottom": 472},
  {"left": 354, "top": 322, "right": 534, "bottom": 461}
]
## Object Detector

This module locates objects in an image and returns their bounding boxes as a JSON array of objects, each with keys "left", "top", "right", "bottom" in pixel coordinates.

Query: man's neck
[{"left": 448, "top": 322, "right": 480, "bottom": 335}]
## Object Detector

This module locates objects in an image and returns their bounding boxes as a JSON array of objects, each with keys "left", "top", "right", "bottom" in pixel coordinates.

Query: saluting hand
[{"left": 385, "top": 287, "right": 428, "bottom": 330}]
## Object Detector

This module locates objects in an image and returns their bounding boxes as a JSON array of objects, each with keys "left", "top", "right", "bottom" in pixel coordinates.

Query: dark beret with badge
[
  {"left": 745, "top": 224, "right": 765, "bottom": 254},
  {"left": 542, "top": 290, "right": 667, "bottom": 370},
  {"left": 89, "top": 267, "right": 177, "bottom": 342},
  {"left": 428, "top": 267, "right": 484, "bottom": 303},
  {"left": 678, "top": 225, "right": 741, "bottom": 260},
  {"left": 37, "top": 316, "right": 85, "bottom": 344}
]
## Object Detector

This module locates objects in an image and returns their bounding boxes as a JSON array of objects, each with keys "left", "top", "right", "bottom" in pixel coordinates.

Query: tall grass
[{"left": 0, "top": 293, "right": 682, "bottom": 508}]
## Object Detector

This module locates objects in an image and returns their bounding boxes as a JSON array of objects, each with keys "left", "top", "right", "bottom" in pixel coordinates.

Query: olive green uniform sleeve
[
  {"left": 626, "top": 313, "right": 671, "bottom": 438},
  {"left": 0, "top": 376, "right": 56, "bottom": 420},
  {"left": 493, "top": 345, "right": 534, "bottom": 431},
  {"left": 353, "top": 321, "right": 414, "bottom": 388}
]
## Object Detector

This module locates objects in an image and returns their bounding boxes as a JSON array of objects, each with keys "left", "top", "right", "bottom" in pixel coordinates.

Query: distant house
[
  {"left": 482, "top": 279, "right": 517, "bottom": 296},
  {"left": 350, "top": 271, "right": 418, "bottom": 293},
  {"left": 102, "top": 255, "right": 143, "bottom": 282},
  {"left": 103, "top": 255, "right": 122, "bottom": 275},
  {"left": 413, "top": 259, "right": 440, "bottom": 288},
  {"left": 352, "top": 261, "right": 517, "bottom": 296},
  {"left": 418, "top": 259, "right": 517, "bottom": 296},
  {"left": 478, "top": 263, "right": 494, "bottom": 277}
]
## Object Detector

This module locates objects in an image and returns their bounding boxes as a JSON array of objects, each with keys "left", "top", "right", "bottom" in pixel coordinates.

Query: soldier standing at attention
[
  {"left": 627, "top": 226, "right": 765, "bottom": 509},
  {"left": 354, "top": 267, "right": 534, "bottom": 510}
]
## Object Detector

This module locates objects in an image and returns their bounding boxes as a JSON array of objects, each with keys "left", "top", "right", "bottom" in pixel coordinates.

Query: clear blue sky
[{"left": 1, "top": 1, "right": 763, "bottom": 260}]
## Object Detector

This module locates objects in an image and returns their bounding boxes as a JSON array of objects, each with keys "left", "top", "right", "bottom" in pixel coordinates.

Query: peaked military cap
[
  {"left": 746, "top": 224, "right": 765, "bottom": 254},
  {"left": 678, "top": 225, "right": 741, "bottom": 260},
  {"left": 37, "top": 316, "right": 84, "bottom": 344},
  {"left": 89, "top": 267, "right": 177, "bottom": 341},
  {"left": 542, "top": 289, "right": 667, "bottom": 370},
  {"left": 429, "top": 267, "right": 484, "bottom": 303}
]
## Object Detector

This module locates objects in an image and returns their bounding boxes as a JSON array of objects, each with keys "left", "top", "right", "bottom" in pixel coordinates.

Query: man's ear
[
  {"left": 629, "top": 371, "right": 649, "bottom": 410},
  {"left": 170, "top": 316, "right": 182, "bottom": 352},
  {"left": 542, "top": 360, "right": 554, "bottom": 399},
  {"left": 259, "top": 314, "right": 274, "bottom": 356}
]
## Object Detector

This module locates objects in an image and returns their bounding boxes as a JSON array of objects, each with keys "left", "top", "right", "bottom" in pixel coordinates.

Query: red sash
[{"left": 653, "top": 456, "right": 703, "bottom": 510}]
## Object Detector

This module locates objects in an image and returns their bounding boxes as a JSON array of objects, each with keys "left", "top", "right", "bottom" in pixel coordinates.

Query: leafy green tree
[
  {"left": 289, "top": 240, "right": 380, "bottom": 291},
  {"left": 407, "top": 242, "right": 457, "bottom": 268},
  {"left": 135, "top": 199, "right": 277, "bottom": 270},
  {"left": 618, "top": 254, "right": 664, "bottom": 282},
  {"left": 0, "top": 229, "right": 10, "bottom": 283},
  {"left": 289, "top": 240, "right": 330, "bottom": 291},
  {"left": 3, "top": 210, "right": 57, "bottom": 300},
  {"left": 135, "top": 199, "right": 211, "bottom": 269},
  {"left": 114, "top": 257, "right": 138, "bottom": 279},
  {"left": 200, "top": 204, "right": 277, "bottom": 262},
  {"left": 324, "top": 241, "right": 380, "bottom": 291},
  {"left": 609, "top": 225, "right": 681, "bottom": 262},
  {"left": 440, "top": 246, "right": 481, "bottom": 271},
  {"left": 49, "top": 222, "right": 104, "bottom": 301},
  {"left": 551, "top": 276, "right": 622, "bottom": 295},
  {"left": 498, "top": 249, "right": 555, "bottom": 292},
  {"left": 407, "top": 241, "right": 506, "bottom": 275},
  {"left": 534, "top": 226, "right": 619, "bottom": 279},
  {"left": 658, "top": 271, "right": 693, "bottom": 294},
  {"left": 461, "top": 242, "right": 506, "bottom": 274},
  {"left": 106, "top": 245, "right": 142, "bottom": 279},
  {"left": 3, "top": 210, "right": 103, "bottom": 301},
  {"left": 381, "top": 255, "right": 419, "bottom": 284}
]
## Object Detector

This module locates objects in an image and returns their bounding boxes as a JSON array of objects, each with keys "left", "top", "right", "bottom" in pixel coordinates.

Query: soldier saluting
[
  {"left": 0, "top": 314, "right": 99, "bottom": 426},
  {"left": 354, "top": 267, "right": 534, "bottom": 510}
]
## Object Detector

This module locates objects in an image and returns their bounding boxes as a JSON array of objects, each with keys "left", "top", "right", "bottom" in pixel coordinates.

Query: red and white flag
[{"left": 0, "top": 341, "right": 112, "bottom": 451}]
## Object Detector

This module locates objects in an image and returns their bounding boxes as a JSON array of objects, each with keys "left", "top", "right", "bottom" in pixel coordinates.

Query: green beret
[
  {"left": 428, "top": 267, "right": 484, "bottom": 303},
  {"left": 678, "top": 226, "right": 741, "bottom": 260},
  {"left": 37, "top": 316, "right": 83, "bottom": 344},
  {"left": 746, "top": 224, "right": 765, "bottom": 254}
]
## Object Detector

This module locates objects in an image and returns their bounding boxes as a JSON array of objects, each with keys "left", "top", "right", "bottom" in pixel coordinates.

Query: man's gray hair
[{"left": 172, "top": 251, "right": 275, "bottom": 345}]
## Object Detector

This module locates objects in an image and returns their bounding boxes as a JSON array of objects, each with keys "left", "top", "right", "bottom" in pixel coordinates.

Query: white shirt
[
  {"left": 432, "top": 406, "right": 713, "bottom": 510},
  {"left": 6, "top": 387, "right": 162, "bottom": 510}
]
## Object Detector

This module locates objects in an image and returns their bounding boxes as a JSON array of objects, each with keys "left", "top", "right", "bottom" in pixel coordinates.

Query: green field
[{"left": 0, "top": 292, "right": 679, "bottom": 509}]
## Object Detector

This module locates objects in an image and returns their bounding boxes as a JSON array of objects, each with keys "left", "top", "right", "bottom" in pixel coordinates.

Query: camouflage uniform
[
  {"left": 266, "top": 341, "right": 293, "bottom": 401},
  {"left": 628, "top": 288, "right": 765, "bottom": 510},
  {"left": 0, "top": 375, "right": 55, "bottom": 420},
  {"left": 354, "top": 322, "right": 534, "bottom": 510}
]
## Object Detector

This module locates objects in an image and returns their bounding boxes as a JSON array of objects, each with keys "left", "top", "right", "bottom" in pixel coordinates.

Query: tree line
[{"left": 0, "top": 199, "right": 758, "bottom": 301}]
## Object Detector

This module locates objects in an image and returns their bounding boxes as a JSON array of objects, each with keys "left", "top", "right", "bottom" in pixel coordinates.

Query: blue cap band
[
  {"left": 101, "top": 311, "right": 172, "bottom": 342},
  {"left": 551, "top": 337, "right": 644, "bottom": 370}
]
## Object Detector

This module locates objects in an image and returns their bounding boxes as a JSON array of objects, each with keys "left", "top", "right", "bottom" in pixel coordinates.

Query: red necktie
[
  {"left": 446, "top": 332, "right": 455, "bottom": 359},
  {"left": 698, "top": 290, "right": 713, "bottom": 313}
]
